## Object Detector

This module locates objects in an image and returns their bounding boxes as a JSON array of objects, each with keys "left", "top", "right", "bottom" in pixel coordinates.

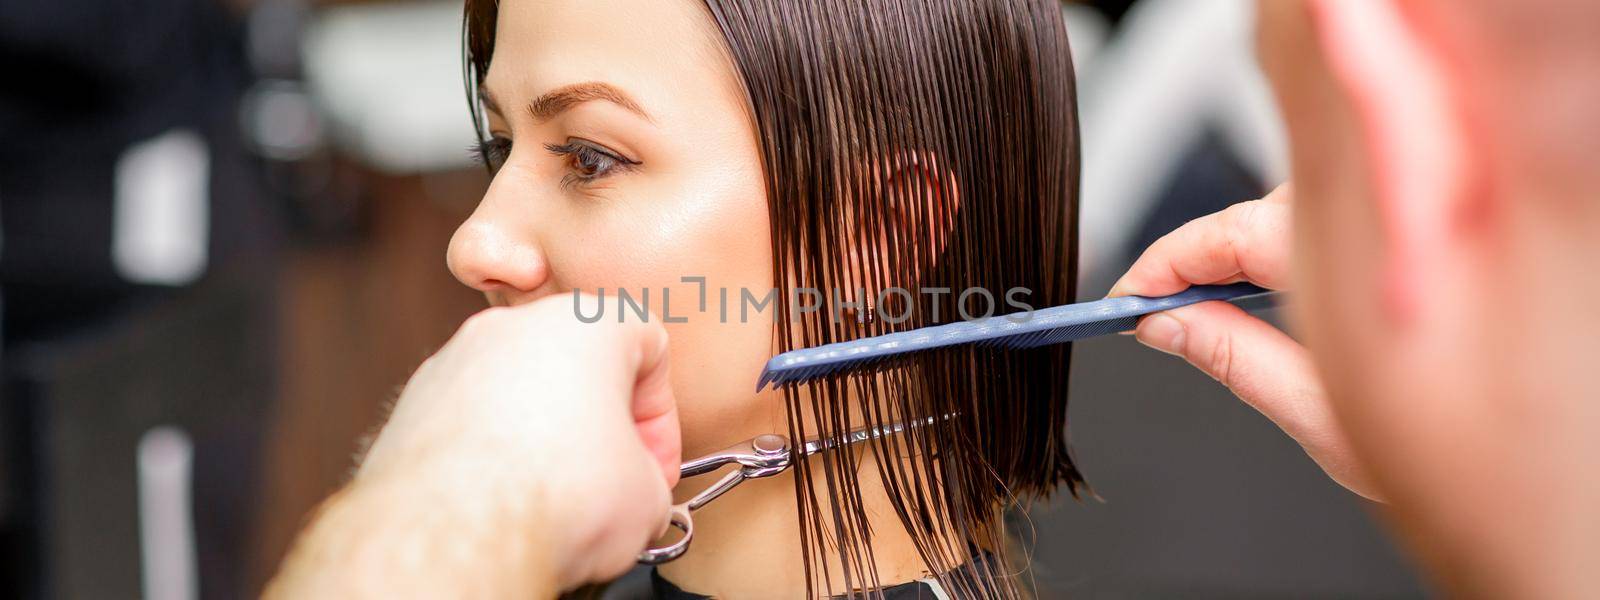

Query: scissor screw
[{"left": 753, "top": 434, "right": 788, "bottom": 456}]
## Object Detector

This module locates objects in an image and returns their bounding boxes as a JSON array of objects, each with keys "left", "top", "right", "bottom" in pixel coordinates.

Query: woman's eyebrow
[
  {"left": 479, "top": 82, "right": 653, "bottom": 124},
  {"left": 524, "top": 82, "right": 653, "bottom": 124}
]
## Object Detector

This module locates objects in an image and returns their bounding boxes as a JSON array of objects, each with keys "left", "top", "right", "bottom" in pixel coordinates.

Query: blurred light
[
  {"left": 138, "top": 426, "right": 198, "bottom": 600},
  {"left": 1063, "top": 4, "right": 1109, "bottom": 76},
  {"left": 1075, "top": 0, "right": 1287, "bottom": 285},
  {"left": 114, "top": 129, "right": 210, "bottom": 286},
  {"left": 242, "top": 79, "right": 325, "bottom": 161},
  {"left": 302, "top": 1, "right": 479, "bottom": 173}
]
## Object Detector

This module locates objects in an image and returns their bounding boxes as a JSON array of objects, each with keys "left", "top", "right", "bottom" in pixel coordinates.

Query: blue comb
[{"left": 755, "top": 283, "right": 1280, "bottom": 391}]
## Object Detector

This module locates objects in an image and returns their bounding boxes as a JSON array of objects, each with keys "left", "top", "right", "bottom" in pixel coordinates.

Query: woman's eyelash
[
  {"left": 545, "top": 139, "right": 640, "bottom": 188},
  {"left": 471, "top": 137, "right": 512, "bottom": 172},
  {"left": 469, "top": 137, "right": 640, "bottom": 188}
]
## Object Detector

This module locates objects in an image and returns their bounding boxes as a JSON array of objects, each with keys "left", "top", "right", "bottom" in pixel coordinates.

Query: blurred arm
[
  {"left": 264, "top": 295, "right": 680, "bottom": 598},
  {"left": 264, "top": 451, "right": 559, "bottom": 598}
]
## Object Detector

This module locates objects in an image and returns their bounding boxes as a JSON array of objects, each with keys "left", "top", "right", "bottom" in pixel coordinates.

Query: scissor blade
[{"left": 799, "top": 415, "right": 941, "bottom": 457}]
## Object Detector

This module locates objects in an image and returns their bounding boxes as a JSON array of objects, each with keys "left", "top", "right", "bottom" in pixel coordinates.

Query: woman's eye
[
  {"left": 544, "top": 139, "right": 640, "bottom": 188},
  {"left": 472, "top": 136, "right": 512, "bottom": 173}
]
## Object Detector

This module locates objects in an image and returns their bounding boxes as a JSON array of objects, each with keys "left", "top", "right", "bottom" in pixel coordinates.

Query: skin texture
[
  {"left": 449, "top": 0, "right": 933, "bottom": 595},
  {"left": 450, "top": 0, "right": 778, "bottom": 463},
  {"left": 266, "top": 295, "right": 679, "bottom": 597},
  {"left": 1120, "top": 1, "right": 1600, "bottom": 596}
]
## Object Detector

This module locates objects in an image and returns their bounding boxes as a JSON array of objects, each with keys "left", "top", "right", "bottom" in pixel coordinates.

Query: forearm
[{"left": 265, "top": 458, "right": 557, "bottom": 599}]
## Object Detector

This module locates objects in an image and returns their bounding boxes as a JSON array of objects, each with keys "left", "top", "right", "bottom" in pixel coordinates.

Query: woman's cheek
[
  {"left": 560, "top": 166, "right": 773, "bottom": 453},
  {"left": 648, "top": 203, "right": 778, "bottom": 454}
]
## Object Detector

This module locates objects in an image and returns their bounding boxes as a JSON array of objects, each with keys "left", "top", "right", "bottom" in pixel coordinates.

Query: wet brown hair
[{"left": 465, "top": 1, "right": 1083, "bottom": 597}]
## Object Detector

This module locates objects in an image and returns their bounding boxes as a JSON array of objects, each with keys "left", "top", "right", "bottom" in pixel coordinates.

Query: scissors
[{"left": 637, "top": 419, "right": 930, "bottom": 565}]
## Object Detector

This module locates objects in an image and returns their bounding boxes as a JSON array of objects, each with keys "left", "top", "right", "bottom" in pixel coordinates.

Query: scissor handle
[
  {"left": 636, "top": 434, "right": 791, "bottom": 565},
  {"left": 637, "top": 503, "right": 694, "bottom": 565}
]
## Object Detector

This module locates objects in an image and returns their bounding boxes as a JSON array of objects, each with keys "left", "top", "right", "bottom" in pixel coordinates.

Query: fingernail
[{"left": 1137, "top": 313, "right": 1186, "bottom": 356}]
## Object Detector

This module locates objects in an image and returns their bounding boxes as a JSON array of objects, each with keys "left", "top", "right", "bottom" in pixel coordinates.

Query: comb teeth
[
  {"left": 755, "top": 283, "right": 1276, "bottom": 390},
  {"left": 993, "top": 316, "right": 1140, "bottom": 349}
]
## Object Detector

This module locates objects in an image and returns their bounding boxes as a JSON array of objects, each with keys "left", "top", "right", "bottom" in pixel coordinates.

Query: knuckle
[
  {"left": 534, "top": 292, "right": 577, "bottom": 316},
  {"left": 1223, "top": 200, "right": 1263, "bottom": 244},
  {"left": 460, "top": 306, "right": 505, "bottom": 332},
  {"left": 637, "top": 317, "right": 668, "bottom": 339},
  {"left": 1208, "top": 332, "right": 1238, "bottom": 389},
  {"left": 1222, "top": 200, "right": 1282, "bottom": 278}
]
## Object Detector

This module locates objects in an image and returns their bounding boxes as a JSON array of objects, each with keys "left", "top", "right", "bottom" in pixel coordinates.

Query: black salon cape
[
  {"left": 646, "top": 552, "right": 999, "bottom": 599},
  {"left": 651, "top": 570, "right": 952, "bottom": 599}
]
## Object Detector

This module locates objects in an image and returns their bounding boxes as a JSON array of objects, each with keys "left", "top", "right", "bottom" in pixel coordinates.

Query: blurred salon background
[{"left": 0, "top": 0, "right": 1424, "bottom": 597}]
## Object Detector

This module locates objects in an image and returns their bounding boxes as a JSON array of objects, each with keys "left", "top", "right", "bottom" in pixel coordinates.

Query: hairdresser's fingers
[
  {"left": 1138, "top": 300, "right": 1379, "bottom": 500},
  {"left": 1137, "top": 302, "right": 1320, "bottom": 432},
  {"left": 627, "top": 322, "right": 682, "bottom": 489},
  {"left": 546, "top": 293, "right": 681, "bottom": 487},
  {"left": 522, "top": 297, "right": 678, "bottom": 586},
  {"left": 1110, "top": 185, "right": 1293, "bottom": 299}
]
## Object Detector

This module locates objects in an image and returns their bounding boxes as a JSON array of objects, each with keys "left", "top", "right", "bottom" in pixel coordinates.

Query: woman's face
[{"left": 448, "top": 0, "right": 780, "bottom": 457}]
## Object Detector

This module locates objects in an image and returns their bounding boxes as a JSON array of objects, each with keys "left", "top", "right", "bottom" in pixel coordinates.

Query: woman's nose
[{"left": 447, "top": 204, "right": 550, "bottom": 302}]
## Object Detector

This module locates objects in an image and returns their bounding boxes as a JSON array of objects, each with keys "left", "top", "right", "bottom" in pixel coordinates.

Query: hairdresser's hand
[
  {"left": 1110, "top": 186, "right": 1378, "bottom": 501},
  {"left": 270, "top": 294, "right": 680, "bottom": 598}
]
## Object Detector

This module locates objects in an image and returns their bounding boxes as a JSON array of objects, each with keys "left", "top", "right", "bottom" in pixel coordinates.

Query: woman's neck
[{"left": 655, "top": 452, "right": 939, "bottom": 598}]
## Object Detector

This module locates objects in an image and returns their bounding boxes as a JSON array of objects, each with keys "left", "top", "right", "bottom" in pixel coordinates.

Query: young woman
[{"left": 450, "top": 0, "right": 1082, "bottom": 596}]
